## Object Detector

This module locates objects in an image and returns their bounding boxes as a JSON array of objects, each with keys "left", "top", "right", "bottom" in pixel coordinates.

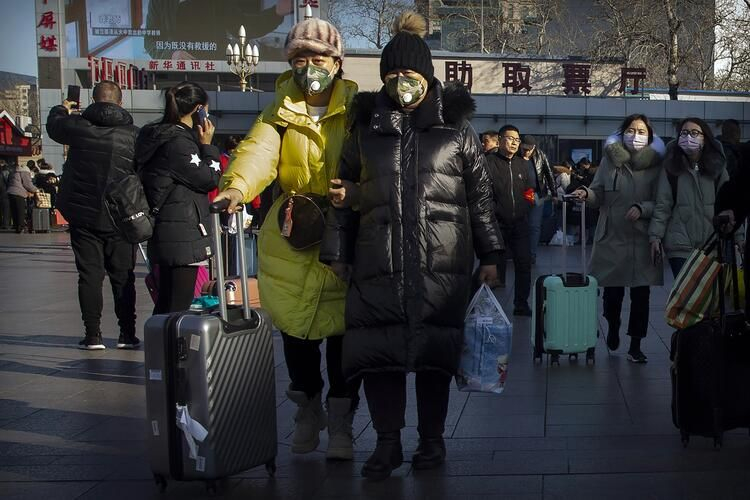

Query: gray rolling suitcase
[
  {"left": 31, "top": 208, "right": 51, "bottom": 233},
  {"left": 144, "top": 201, "right": 276, "bottom": 493}
]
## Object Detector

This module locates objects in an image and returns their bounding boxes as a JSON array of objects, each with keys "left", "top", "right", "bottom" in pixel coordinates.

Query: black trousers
[
  {"left": 0, "top": 192, "right": 10, "bottom": 228},
  {"left": 281, "top": 331, "right": 359, "bottom": 404},
  {"left": 363, "top": 371, "right": 451, "bottom": 438},
  {"left": 153, "top": 265, "right": 197, "bottom": 315},
  {"left": 9, "top": 194, "right": 27, "bottom": 232},
  {"left": 498, "top": 218, "right": 532, "bottom": 306},
  {"left": 69, "top": 226, "right": 137, "bottom": 337},
  {"left": 602, "top": 286, "right": 650, "bottom": 339}
]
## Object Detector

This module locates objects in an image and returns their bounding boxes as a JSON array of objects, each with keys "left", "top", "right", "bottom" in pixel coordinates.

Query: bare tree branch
[{"left": 328, "top": 0, "right": 412, "bottom": 49}]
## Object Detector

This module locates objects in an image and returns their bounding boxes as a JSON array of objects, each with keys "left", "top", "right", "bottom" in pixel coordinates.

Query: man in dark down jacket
[
  {"left": 46, "top": 81, "right": 139, "bottom": 350},
  {"left": 486, "top": 124, "right": 535, "bottom": 316},
  {"left": 320, "top": 11, "right": 502, "bottom": 481},
  {"left": 521, "top": 134, "right": 556, "bottom": 264}
]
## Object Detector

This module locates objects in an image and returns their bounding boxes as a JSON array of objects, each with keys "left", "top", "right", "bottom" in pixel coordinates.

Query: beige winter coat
[{"left": 584, "top": 135, "right": 665, "bottom": 287}]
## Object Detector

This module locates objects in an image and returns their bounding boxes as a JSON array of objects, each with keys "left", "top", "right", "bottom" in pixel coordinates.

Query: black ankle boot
[
  {"left": 412, "top": 436, "right": 446, "bottom": 470},
  {"left": 361, "top": 431, "right": 403, "bottom": 481}
]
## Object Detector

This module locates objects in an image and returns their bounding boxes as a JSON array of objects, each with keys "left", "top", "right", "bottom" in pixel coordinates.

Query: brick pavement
[{"left": 1, "top": 232, "right": 748, "bottom": 500}]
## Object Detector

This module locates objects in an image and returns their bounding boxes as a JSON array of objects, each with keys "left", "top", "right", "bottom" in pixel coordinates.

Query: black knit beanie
[{"left": 380, "top": 12, "right": 434, "bottom": 83}]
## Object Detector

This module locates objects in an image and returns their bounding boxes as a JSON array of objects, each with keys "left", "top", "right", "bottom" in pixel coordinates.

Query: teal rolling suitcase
[{"left": 532, "top": 197, "right": 598, "bottom": 364}]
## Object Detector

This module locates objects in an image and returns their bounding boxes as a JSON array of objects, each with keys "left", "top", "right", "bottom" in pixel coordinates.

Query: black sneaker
[
  {"left": 627, "top": 350, "right": 648, "bottom": 363},
  {"left": 78, "top": 336, "right": 105, "bottom": 350},
  {"left": 117, "top": 334, "right": 141, "bottom": 349},
  {"left": 606, "top": 319, "right": 621, "bottom": 351}
]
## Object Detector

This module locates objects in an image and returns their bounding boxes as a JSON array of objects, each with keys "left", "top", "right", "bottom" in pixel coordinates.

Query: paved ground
[{"left": 1, "top": 231, "right": 749, "bottom": 500}]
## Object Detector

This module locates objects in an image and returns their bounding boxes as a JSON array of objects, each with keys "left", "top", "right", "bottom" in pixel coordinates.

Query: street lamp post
[{"left": 226, "top": 25, "right": 260, "bottom": 92}]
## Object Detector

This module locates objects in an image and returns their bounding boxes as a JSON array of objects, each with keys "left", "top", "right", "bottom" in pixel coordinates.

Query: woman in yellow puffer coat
[{"left": 214, "top": 18, "right": 358, "bottom": 461}]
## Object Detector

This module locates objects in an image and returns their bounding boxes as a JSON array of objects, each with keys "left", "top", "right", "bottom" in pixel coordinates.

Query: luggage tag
[{"left": 281, "top": 198, "right": 294, "bottom": 237}]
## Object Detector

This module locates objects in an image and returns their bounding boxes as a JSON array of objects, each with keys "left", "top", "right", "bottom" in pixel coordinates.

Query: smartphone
[
  {"left": 66, "top": 85, "right": 80, "bottom": 109},
  {"left": 196, "top": 106, "right": 208, "bottom": 126},
  {"left": 330, "top": 181, "right": 343, "bottom": 189}
]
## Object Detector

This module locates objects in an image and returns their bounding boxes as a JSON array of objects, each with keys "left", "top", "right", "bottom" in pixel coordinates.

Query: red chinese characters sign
[
  {"left": 502, "top": 63, "right": 532, "bottom": 93},
  {"left": 37, "top": 11, "right": 56, "bottom": 30},
  {"left": 619, "top": 68, "right": 647, "bottom": 95},
  {"left": 88, "top": 56, "right": 150, "bottom": 90},
  {"left": 36, "top": 4, "right": 61, "bottom": 56},
  {"left": 562, "top": 64, "right": 592, "bottom": 95},
  {"left": 445, "top": 61, "right": 473, "bottom": 92}
]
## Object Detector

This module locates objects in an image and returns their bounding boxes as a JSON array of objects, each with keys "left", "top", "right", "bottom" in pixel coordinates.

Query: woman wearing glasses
[
  {"left": 649, "top": 117, "right": 733, "bottom": 279},
  {"left": 573, "top": 114, "right": 665, "bottom": 363}
]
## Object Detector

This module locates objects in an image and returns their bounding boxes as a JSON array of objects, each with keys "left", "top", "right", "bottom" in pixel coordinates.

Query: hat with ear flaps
[{"left": 379, "top": 11, "right": 434, "bottom": 83}]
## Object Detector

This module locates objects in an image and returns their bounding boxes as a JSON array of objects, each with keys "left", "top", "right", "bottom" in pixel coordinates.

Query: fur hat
[
  {"left": 285, "top": 18, "right": 344, "bottom": 61},
  {"left": 380, "top": 11, "right": 434, "bottom": 83}
]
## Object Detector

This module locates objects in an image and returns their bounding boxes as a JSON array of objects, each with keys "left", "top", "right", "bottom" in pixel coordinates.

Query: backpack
[{"left": 104, "top": 170, "right": 154, "bottom": 243}]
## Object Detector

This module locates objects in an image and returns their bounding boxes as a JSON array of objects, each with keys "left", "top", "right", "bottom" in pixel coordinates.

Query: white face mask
[
  {"left": 623, "top": 133, "right": 648, "bottom": 152},
  {"left": 678, "top": 134, "right": 704, "bottom": 156}
]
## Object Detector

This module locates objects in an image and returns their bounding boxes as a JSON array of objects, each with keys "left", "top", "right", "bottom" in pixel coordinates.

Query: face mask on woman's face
[
  {"left": 385, "top": 75, "right": 425, "bottom": 107},
  {"left": 623, "top": 132, "right": 649, "bottom": 152},
  {"left": 293, "top": 64, "right": 334, "bottom": 96},
  {"left": 678, "top": 134, "right": 704, "bottom": 156}
]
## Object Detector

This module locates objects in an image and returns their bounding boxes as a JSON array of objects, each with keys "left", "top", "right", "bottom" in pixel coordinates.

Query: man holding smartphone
[{"left": 46, "top": 81, "right": 140, "bottom": 350}]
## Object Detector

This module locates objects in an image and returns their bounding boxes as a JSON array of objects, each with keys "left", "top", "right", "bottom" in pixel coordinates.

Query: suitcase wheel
[
  {"left": 265, "top": 459, "right": 277, "bottom": 477},
  {"left": 585, "top": 348, "right": 596, "bottom": 365},
  {"left": 153, "top": 473, "right": 167, "bottom": 492},
  {"left": 549, "top": 353, "right": 560, "bottom": 366},
  {"left": 533, "top": 351, "right": 543, "bottom": 364}
]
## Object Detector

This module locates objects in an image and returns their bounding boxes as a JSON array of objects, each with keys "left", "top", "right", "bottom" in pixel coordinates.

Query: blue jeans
[
  {"left": 528, "top": 196, "right": 547, "bottom": 261},
  {"left": 669, "top": 257, "right": 687, "bottom": 278}
]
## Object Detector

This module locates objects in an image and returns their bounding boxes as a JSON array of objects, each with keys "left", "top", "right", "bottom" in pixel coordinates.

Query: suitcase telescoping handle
[
  {"left": 561, "top": 194, "right": 587, "bottom": 282},
  {"left": 210, "top": 199, "right": 252, "bottom": 322}
]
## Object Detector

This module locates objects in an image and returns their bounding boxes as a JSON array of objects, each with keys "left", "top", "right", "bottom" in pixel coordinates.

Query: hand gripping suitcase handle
[{"left": 210, "top": 200, "right": 252, "bottom": 322}]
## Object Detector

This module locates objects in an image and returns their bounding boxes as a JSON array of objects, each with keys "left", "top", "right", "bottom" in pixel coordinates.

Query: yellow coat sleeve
[{"left": 220, "top": 117, "right": 281, "bottom": 202}]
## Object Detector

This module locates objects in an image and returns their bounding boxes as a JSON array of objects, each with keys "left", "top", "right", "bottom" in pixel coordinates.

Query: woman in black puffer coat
[
  {"left": 136, "top": 82, "right": 221, "bottom": 314},
  {"left": 320, "top": 11, "right": 502, "bottom": 481}
]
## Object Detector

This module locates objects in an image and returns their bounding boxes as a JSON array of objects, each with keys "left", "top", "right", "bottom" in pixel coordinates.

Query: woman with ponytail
[{"left": 136, "top": 82, "right": 221, "bottom": 314}]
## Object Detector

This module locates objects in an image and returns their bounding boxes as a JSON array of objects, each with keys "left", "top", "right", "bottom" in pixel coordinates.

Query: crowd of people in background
[
  {"left": 26, "top": 7, "right": 750, "bottom": 483},
  {"left": 0, "top": 158, "right": 60, "bottom": 233}
]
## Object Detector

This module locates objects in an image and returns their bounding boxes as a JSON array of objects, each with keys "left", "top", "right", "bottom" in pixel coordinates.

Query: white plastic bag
[
  {"left": 456, "top": 284, "right": 512, "bottom": 394},
  {"left": 548, "top": 229, "right": 575, "bottom": 246}
]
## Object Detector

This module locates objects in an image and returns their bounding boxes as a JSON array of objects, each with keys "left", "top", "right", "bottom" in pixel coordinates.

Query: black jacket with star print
[{"left": 136, "top": 122, "right": 221, "bottom": 266}]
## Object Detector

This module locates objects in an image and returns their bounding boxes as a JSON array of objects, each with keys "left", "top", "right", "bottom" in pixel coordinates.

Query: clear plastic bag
[{"left": 456, "top": 284, "right": 513, "bottom": 394}]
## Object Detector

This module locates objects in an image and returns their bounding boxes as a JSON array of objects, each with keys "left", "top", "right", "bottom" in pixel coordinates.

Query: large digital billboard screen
[{"left": 64, "top": 0, "right": 305, "bottom": 63}]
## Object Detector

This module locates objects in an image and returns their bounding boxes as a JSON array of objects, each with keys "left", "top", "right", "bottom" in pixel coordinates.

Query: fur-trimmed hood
[
  {"left": 603, "top": 133, "right": 666, "bottom": 171},
  {"left": 662, "top": 135, "right": 727, "bottom": 179},
  {"left": 350, "top": 80, "right": 475, "bottom": 130}
]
